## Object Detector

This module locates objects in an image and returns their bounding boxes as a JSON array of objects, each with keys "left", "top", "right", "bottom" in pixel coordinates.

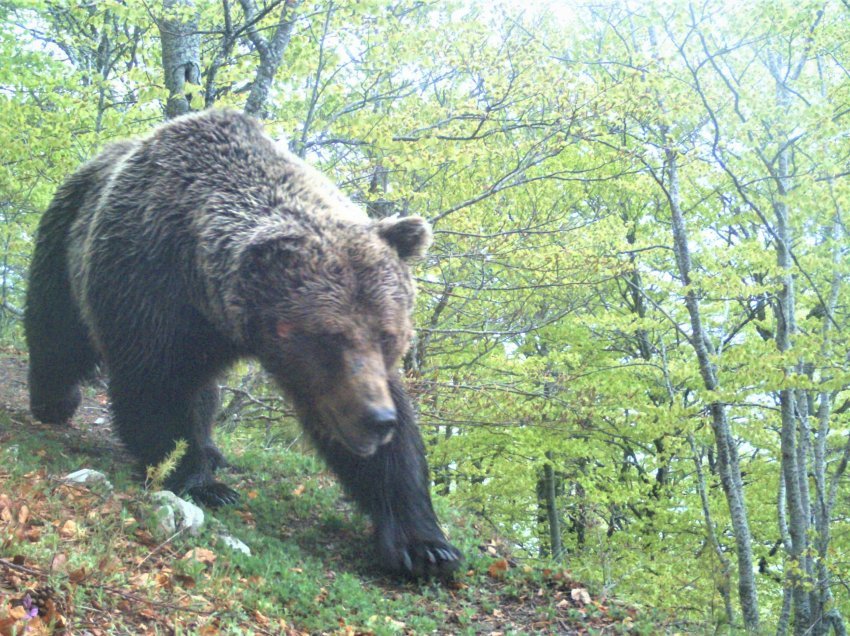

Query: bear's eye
[{"left": 300, "top": 332, "right": 346, "bottom": 364}]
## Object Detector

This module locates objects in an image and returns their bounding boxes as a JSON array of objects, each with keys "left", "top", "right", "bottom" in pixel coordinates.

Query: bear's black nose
[{"left": 364, "top": 406, "right": 397, "bottom": 440}]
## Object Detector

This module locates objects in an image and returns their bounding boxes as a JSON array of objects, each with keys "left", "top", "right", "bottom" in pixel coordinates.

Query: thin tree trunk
[
  {"left": 664, "top": 148, "right": 760, "bottom": 632},
  {"left": 204, "top": 0, "right": 235, "bottom": 107},
  {"left": 543, "top": 456, "right": 562, "bottom": 558},
  {"left": 159, "top": 0, "right": 200, "bottom": 119},
  {"left": 297, "top": 2, "right": 333, "bottom": 158},
  {"left": 645, "top": 27, "right": 758, "bottom": 625},
  {"left": 776, "top": 473, "right": 793, "bottom": 636},
  {"left": 239, "top": 0, "right": 302, "bottom": 118},
  {"left": 689, "top": 435, "right": 735, "bottom": 627},
  {"left": 811, "top": 206, "right": 846, "bottom": 635},
  {"left": 769, "top": 51, "right": 811, "bottom": 633}
]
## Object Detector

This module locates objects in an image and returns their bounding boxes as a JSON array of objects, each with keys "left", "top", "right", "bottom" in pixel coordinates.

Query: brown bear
[{"left": 24, "top": 109, "right": 461, "bottom": 578}]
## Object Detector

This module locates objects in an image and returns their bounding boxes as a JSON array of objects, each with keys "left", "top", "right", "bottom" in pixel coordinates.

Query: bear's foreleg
[
  {"left": 109, "top": 377, "right": 238, "bottom": 507},
  {"left": 310, "top": 377, "right": 462, "bottom": 578}
]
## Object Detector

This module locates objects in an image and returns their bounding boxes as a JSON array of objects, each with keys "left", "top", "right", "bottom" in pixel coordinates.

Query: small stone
[
  {"left": 150, "top": 491, "right": 205, "bottom": 537},
  {"left": 63, "top": 469, "right": 113, "bottom": 490},
  {"left": 218, "top": 533, "right": 251, "bottom": 555},
  {"left": 151, "top": 501, "right": 177, "bottom": 537}
]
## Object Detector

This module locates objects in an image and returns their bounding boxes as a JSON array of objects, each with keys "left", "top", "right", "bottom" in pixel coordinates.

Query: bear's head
[{"left": 237, "top": 215, "right": 432, "bottom": 457}]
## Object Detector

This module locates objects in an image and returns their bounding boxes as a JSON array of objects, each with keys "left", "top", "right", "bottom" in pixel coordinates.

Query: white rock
[
  {"left": 152, "top": 501, "right": 177, "bottom": 538},
  {"left": 151, "top": 491, "right": 205, "bottom": 537},
  {"left": 63, "top": 469, "right": 113, "bottom": 490},
  {"left": 218, "top": 533, "right": 251, "bottom": 556}
]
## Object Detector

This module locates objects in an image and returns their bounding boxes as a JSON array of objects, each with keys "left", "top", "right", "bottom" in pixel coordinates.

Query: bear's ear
[{"left": 376, "top": 216, "right": 432, "bottom": 261}]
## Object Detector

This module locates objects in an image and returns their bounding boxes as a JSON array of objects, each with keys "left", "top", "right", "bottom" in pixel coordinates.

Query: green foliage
[
  {"left": 3, "top": 0, "right": 850, "bottom": 632},
  {"left": 144, "top": 439, "right": 188, "bottom": 492}
]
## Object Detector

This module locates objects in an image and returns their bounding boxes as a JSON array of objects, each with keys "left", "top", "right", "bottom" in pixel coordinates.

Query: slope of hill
[{"left": 0, "top": 353, "right": 663, "bottom": 635}]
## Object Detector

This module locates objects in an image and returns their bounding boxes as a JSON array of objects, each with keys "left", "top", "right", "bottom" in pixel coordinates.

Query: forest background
[{"left": 1, "top": 0, "right": 850, "bottom": 633}]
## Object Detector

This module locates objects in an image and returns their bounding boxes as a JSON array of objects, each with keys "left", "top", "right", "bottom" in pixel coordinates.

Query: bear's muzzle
[{"left": 360, "top": 405, "right": 397, "bottom": 446}]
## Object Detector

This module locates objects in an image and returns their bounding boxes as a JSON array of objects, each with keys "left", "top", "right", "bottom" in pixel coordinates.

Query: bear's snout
[{"left": 360, "top": 405, "right": 397, "bottom": 445}]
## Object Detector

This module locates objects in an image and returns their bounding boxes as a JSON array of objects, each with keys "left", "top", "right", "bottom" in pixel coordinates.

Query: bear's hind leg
[
  {"left": 28, "top": 346, "right": 94, "bottom": 425},
  {"left": 307, "top": 377, "right": 461, "bottom": 579},
  {"left": 25, "top": 168, "right": 100, "bottom": 425},
  {"left": 26, "top": 244, "right": 98, "bottom": 424},
  {"left": 26, "top": 286, "right": 97, "bottom": 425}
]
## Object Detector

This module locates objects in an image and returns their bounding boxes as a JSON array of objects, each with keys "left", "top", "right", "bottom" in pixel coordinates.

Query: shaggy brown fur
[{"left": 25, "top": 109, "right": 460, "bottom": 578}]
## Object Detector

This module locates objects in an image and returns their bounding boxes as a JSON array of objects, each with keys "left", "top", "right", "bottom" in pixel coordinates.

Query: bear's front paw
[
  {"left": 188, "top": 482, "right": 240, "bottom": 508},
  {"left": 378, "top": 525, "right": 462, "bottom": 579}
]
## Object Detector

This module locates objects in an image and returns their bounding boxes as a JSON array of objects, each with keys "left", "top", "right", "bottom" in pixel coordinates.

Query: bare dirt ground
[
  {"left": 0, "top": 352, "right": 35, "bottom": 417},
  {"left": 0, "top": 352, "right": 109, "bottom": 426},
  {"left": 0, "top": 351, "right": 127, "bottom": 463}
]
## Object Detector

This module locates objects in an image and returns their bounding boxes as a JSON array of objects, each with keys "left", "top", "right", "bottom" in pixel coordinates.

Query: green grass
[{"left": 0, "top": 407, "right": 660, "bottom": 635}]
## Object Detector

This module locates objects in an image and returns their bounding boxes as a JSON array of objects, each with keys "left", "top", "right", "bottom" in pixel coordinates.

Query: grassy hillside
[{"left": 0, "top": 356, "right": 663, "bottom": 635}]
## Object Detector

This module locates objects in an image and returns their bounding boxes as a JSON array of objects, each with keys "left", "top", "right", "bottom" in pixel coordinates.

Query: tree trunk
[
  {"left": 664, "top": 148, "right": 760, "bottom": 632},
  {"left": 769, "top": 52, "right": 811, "bottom": 634},
  {"left": 239, "top": 0, "right": 302, "bottom": 118},
  {"left": 543, "top": 458, "right": 562, "bottom": 558},
  {"left": 159, "top": 0, "right": 200, "bottom": 119},
  {"left": 810, "top": 208, "right": 845, "bottom": 635},
  {"left": 689, "top": 435, "right": 735, "bottom": 628}
]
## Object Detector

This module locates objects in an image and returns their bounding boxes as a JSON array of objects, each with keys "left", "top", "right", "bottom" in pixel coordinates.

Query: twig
[
  {"left": 0, "top": 557, "right": 215, "bottom": 616},
  {"left": 134, "top": 529, "right": 185, "bottom": 570}
]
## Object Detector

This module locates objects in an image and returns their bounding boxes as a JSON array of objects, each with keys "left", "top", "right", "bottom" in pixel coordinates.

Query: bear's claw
[
  {"left": 188, "top": 482, "right": 240, "bottom": 508},
  {"left": 382, "top": 535, "right": 462, "bottom": 579}
]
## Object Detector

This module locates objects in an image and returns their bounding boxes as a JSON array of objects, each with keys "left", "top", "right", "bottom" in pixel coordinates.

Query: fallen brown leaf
[
  {"left": 58, "top": 520, "right": 78, "bottom": 538},
  {"left": 6, "top": 606, "right": 27, "bottom": 620},
  {"left": 174, "top": 573, "right": 196, "bottom": 589},
  {"left": 69, "top": 566, "right": 88, "bottom": 583},
  {"left": 487, "top": 559, "right": 509, "bottom": 579},
  {"left": 0, "top": 616, "right": 20, "bottom": 636},
  {"left": 181, "top": 548, "right": 216, "bottom": 565},
  {"left": 50, "top": 552, "right": 67, "bottom": 572},
  {"left": 252, "top": 609, "right": 270, "bottom": 627}
]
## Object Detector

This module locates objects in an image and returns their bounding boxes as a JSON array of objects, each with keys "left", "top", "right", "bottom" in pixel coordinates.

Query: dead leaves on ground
[
  {"left": 0, "top": 469, "right": 306, "bottom": 635},
  {"left": 471, "top": 542, "right": 638, "bottom": 634},
  {"left": 487, "top": 558, "right": 509, "bottom": 578},
  {"left": 0, "top": 590, "right": 66, "bottom": 636},
  {"left": 0, "top": 448, "right": 642, "bottom": 635}
]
